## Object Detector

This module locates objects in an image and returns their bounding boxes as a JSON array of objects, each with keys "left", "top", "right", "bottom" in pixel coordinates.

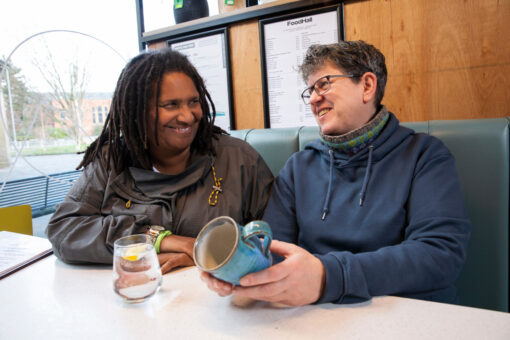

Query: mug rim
[{"left": 193, "top": 216, "right": 239, "bottom": 272}]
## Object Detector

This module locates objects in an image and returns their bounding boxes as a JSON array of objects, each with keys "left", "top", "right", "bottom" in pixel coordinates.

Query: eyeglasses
[{"left": 301, "top": 74, "right": 362, "bottom": 105}]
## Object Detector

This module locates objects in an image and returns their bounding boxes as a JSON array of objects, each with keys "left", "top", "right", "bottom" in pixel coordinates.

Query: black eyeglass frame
[{"left": 301, "top": 74, "right": 362, "bottom": 104}]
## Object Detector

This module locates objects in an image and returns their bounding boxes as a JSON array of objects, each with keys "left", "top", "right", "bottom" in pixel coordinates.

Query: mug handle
[{"left": 242, "top": 220, "right": 272, "bottom": 258}]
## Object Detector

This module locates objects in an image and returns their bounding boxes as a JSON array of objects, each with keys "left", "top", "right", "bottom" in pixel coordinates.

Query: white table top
[{"left": 1, "top": 255, "right": 509, "bottom": 340}]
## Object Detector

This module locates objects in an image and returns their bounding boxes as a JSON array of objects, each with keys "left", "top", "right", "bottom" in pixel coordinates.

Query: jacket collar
[{"left": 110, "top": 153, "right": 213, "bottom": 201}]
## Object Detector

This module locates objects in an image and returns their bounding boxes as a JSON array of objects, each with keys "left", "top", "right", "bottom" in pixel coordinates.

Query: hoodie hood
[{"left": 305, "top": 112, "right": 413, "bottom": 219}]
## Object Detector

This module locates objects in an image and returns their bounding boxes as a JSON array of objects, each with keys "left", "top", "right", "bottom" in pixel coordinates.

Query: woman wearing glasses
[{"left": 201, "top": 41, "right": 471, "bottom": 306}]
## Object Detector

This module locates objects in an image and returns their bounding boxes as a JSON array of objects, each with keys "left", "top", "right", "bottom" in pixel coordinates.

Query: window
[
  {"left": 98, "top": 106, "right": 103, "bottom": 123},
  {"left": 0, "top": 1, "right": 137, "bottom": 239},
  {"left": 92, "top": 107, "right": 96, "bottom": 124}
]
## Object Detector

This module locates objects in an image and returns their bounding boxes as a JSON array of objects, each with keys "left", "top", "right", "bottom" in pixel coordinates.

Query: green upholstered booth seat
[
  {"left": 426, "top": 119, "right": 509, "bottom": 313},
  {"left": 231, "top": 127, "right": 300, "bottom": 176},
  {"left": 230, "top": 117, "right": 509, "bottom": 312}
]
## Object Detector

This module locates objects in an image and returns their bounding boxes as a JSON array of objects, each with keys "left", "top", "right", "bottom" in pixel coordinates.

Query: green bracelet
[{"left": 155, "top": 230, "right": 172, "bottom": 254}]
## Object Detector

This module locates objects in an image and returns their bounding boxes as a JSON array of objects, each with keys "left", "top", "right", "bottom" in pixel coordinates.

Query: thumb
[{"left": 269, "top": 239, "right": 301, "bottom": 258}]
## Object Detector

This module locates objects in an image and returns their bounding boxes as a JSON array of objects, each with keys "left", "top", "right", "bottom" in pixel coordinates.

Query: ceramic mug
[{"left": 193, "top": 216, "right": 272, "bottom": 285}]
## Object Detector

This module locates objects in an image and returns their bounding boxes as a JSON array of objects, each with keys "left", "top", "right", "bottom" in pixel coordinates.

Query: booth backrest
[{"left": 231, "top": 117, "right": 510, "bottom": 313}]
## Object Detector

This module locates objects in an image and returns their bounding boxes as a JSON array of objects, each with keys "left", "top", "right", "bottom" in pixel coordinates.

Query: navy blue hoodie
[{"left": 263, "top": 113, "right": 471, "bottom": 304}]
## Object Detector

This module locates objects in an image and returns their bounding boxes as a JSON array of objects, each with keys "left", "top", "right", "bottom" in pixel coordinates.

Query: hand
[
  {"left": 199, "top": 271, "right": 234, "bottom": 297},
  {"left": 160, "top": 235, "right": 195, "bottom": 258},
  {"left": 156, "top": 235, "right": 196, "bottom": 274},
  {"left": 232, "top": 240, "right": 325, "bottom": 306},
  {"left": 158, "top": 252, "right": 194, "bottom": 274}
]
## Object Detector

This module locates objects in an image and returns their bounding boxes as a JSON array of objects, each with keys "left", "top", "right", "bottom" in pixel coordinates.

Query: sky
[
  {"left": 0, "top": 0, "right": 140, "bottom": 93},
  {"left": 0, "top": 0, "right": 223, "bottom": 93},
  {"left": 0, "top": 0, "right": 222, "bottom": 93}
]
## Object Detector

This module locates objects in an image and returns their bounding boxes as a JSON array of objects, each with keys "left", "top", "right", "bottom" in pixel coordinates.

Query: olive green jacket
[{"left": 47, "top": 135, "right": 274, "bottom": 264}]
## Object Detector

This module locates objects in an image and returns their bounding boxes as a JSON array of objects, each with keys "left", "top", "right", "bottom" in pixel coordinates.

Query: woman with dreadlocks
[{"left": 46, "top": 48, "right": 273, "bottom": 273}]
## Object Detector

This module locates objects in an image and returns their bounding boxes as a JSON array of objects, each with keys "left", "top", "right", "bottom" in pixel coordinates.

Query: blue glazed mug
[{"left": 193, "top": 216, "right": 272, "bottom": 285}]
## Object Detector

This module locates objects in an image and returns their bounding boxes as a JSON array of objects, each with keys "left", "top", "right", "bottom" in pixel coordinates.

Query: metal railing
[{"left": 0, "top": 170, "right": 82, "bottom": 217}]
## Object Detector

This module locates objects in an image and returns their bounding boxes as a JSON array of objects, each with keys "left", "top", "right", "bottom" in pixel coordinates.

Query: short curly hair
[{"left": 299, "top": 40, "right": 388, "bottom": 107}]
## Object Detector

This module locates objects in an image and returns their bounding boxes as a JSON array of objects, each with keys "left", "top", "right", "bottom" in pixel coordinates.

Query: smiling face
[
  {"left": 307, "top": 62, "right": 376, "bottom": 136},
  {"left": 148, "top": 72, "right": 203, "bottom": 163}
]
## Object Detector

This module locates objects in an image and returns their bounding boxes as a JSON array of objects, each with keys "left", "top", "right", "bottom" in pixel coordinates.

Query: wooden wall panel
[
  {"left": 343, "top": 0, "right": 394, "bottom": 70},
  {"left": 148, "top": 40, "right": 167, "bottom": 50},
  {"left": 389, "top": 0, "right": 510, "bottom": 74},
  {"left": 229, "top": 19, "right": 265, "bottom": 129},
  {"left": 344, "top": 0, "right": 510, "bottom": 122},
  {"left": 385, "top": 65, "right": 510, "bottom": 121}
]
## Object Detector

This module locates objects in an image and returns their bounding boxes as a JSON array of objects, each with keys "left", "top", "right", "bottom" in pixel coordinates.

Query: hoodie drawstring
[
  {"left": 359, "top": 145, "right": 374, "bottom": 206},
  {"left": 321, "top": 144, "right": 374, "bottom": 219},
  {"left": 321, "top": 149, "right": 335, "bottom": 220}
]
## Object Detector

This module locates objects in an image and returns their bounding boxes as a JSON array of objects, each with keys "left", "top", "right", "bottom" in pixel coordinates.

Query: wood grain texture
[
  {"left": 229, "top": 19, "right": 265, "bottom": 129},
  {"left": 344, "top": 0, "right": 394, "bottom": 71},
  {"left": 345, "top": 0, "right": 510, "bottom": 121},
  {"left": 390, "top": 0, "right": 510, "bottom": 74},
  {"left": 384, "top": 64, "right": 510, "bottom": 121}
]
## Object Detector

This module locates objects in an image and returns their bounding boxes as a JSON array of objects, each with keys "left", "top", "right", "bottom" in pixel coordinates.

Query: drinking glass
[{"left": 113, "top": 234, "right": 162, "bottom": 303}]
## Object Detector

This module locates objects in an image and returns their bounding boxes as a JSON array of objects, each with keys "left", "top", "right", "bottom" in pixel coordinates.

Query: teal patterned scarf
[{"left": 320, "top": 106, "right": 389, "bottom": 154}]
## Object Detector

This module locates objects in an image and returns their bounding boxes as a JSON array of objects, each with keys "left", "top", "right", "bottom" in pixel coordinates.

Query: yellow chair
[{"left": 0, "top": 205, "right": 33, "bottom": 235}]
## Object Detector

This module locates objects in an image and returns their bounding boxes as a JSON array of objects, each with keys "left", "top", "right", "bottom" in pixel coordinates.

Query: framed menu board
[
  {"left": 260, "top": 6, "right": 343, "bottom": 128},
  {"left": 167, "top": 28, "right": 235, "bottom": 131}
]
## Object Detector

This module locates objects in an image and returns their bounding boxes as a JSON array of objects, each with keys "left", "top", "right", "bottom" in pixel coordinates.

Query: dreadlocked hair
[{"left": 77, "top": 48, "right": 226, "bottom": 173}]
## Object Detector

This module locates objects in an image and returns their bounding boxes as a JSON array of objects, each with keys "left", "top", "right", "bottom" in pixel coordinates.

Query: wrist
[
  {"left": 145, "top": 225, "right": 165, "bottom": 245},
  {"left": 314, "top": 257, "right": 327, "bottom": 303},
  {"left": 176, "top": 235, "right": 195, "bottom": 257},
  {"left": 160, "top": 234, "right": 195, "bottom": 257},
  {"left": 155, "top": 230, "right": 172, "bottom": 254}
]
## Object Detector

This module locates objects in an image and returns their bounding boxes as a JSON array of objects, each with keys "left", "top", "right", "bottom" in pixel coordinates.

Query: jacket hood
[
  {"left": 130, "top": 154, "right": 212, "bottom": 197},
  {"left": 304, "top": 112, "right": 414, "bottom": 219},
  {"left": 110, "top": 153, "right": 213, "bottom": 202}
]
